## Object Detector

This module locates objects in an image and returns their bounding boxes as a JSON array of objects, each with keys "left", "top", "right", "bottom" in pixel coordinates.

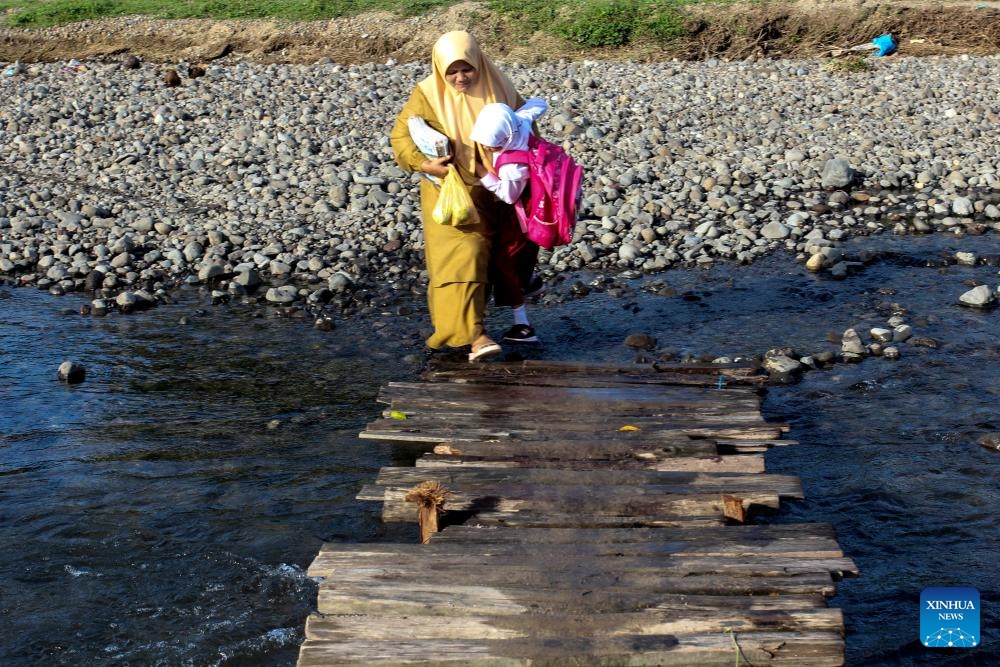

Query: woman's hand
[{"left": 421, "top": 155, "right": 452, "bottom": 179}]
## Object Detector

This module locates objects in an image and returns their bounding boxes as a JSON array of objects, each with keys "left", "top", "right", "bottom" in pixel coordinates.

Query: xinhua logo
[{"left": 921, "top": 587, "right": 980, "bottom": 648}]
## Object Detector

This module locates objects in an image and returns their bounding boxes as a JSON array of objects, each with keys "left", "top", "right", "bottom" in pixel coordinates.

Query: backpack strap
[{"left": 493, "top": 149, "right": 531, "bottom": 169}]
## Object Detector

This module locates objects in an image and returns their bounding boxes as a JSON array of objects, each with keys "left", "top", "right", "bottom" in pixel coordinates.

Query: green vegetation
[
  {"left": 822, "top": 55, "right": 873, "bottom": 73},
  {"left": 0, "top": 0, "right": 456, "bottom": 27},
  {"left": 0, "top": 0, "right": 699, "bottom": 47},
  {"left": 488, "top": 0, "right": 690, "bottom": 47},
  {"left": 556, "top": 0, "right": 688, "bottom": 47}
]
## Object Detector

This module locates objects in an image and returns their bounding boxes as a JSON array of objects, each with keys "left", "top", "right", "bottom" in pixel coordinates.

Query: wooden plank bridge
[{"left": 298, "top": 360, "right": 858, "bottom": 666}]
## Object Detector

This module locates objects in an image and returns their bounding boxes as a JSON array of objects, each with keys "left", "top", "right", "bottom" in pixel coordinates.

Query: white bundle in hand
[
  {"left": 408, "top": 116, "right": 450, "bottom": 159},
  {"left": 408, "top": 117, "right": 450, "bottom": 184}
]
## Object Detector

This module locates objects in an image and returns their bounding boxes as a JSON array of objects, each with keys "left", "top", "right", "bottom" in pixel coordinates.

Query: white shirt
[{"left": 480, "top": 163, "right": 529, "bottom": 205}]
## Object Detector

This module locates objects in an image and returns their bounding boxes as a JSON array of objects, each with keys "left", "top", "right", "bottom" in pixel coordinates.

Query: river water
[{"left": 2, "top": 232, "right": 998, "bottom": 666}]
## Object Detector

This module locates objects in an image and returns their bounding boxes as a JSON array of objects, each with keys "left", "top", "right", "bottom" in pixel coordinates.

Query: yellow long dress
[{"left": 390, "top": 87, "right": 500, "bottom": 349}]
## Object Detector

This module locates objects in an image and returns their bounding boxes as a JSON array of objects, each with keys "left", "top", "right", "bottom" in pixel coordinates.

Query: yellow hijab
[{"left": 417, "top": 31, "right": 520, "bottom": 184}]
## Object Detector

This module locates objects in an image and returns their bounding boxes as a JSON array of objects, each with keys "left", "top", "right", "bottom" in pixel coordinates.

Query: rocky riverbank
[
  {"left": 1, "top": 53, "right": 999, "bottom": 326},
  {"left": 1, "top": 2, "right": 999, "bottom": 64}
]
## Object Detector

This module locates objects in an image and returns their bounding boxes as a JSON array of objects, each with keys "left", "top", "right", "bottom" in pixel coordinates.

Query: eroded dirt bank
[{"left": 0, "top": 0, "right": 998, "bottom": 65}]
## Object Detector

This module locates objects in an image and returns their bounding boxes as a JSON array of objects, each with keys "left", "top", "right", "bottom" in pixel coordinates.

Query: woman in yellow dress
[{"left": 390, "top": 30, "right": 526, "bottom": 361}]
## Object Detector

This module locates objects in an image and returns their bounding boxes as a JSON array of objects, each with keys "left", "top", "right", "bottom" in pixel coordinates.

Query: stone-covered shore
[{"left": 2, "top": 54, "right": 999, "bottom": 320}]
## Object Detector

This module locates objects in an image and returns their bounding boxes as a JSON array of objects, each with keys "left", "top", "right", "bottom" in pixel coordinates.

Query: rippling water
[
  {"left": 2, "top": 233, "right": 998, "bottom": 665},
  {"left": 1, "top": 287, "right": 413, "bottom": 665}
]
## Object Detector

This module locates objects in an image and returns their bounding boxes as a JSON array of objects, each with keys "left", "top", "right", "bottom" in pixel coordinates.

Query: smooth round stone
[
  {"left": 57, "top": 361, "right": 86, "bottom": 384},
  {"left": 265, "top": 285, "right": 299, "bottom": 303}
]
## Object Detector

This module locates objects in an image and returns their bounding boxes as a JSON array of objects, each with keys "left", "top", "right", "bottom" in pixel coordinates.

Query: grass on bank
[
  {"left": 822, "top": 54, "right": 873, "bottom": 73},
  {"left": 0, "top": 0, "right": 704, "bottom": 47},
  {"left": 0, "top": 0, "right": 456, "bottom": 25}
]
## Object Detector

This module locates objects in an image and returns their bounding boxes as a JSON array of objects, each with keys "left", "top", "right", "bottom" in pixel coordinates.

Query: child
[{"left": 470, "top": 98, "right": 548, "bottom": 344}]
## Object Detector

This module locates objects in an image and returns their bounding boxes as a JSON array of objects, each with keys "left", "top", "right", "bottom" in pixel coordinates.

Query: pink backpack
[{"left": 494, "top": 135, "right": 583, "bottom": 250}]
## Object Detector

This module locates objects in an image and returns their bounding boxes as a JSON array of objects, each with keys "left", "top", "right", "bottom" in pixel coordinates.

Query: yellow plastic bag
[{"left": 432, "top": 166, "right": 479, "bottom": 226}]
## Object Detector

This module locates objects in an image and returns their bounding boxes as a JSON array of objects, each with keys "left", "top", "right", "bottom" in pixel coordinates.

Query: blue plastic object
[{"left": 872, "top": 34, "right": 897, "bottom": 57}]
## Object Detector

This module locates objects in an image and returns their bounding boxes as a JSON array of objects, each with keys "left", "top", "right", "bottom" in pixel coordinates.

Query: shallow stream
[{"left": 2, "top": 232, "right": 998, "bottom": 665}]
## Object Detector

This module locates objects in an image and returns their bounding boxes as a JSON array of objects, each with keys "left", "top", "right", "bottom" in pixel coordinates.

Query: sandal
[{"left": 468, "top": 336, "right": 502, "bottom": 362}]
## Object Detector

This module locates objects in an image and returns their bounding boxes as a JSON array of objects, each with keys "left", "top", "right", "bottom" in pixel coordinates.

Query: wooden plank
[
  {"left": 430, "top": 524, "right": 844, "bottom": 556},
  {"left": 307, "top": 546, "right": 858, "bottom": 580},
  {"left": 423, "top": 371, "right": 765, "bottom": 388},
  {"left": 307, "top": 537, "right": 852, "bottom": 565},
  {"left": 433, "top": 521, "right": 840, "bottom": 539},
  {"left": 420, "top": 360, "right": 768, "bottom": 387},
  {"left": 311, "top": 559, "right": 859, "bottom": 586},
  {"left": 372, "top": 467, "right": 802, "bottom": 495},
  {"left": 309, "top": 537, "right": 854, "bottom": 562},
  {"left": 382, "top": 378, "right": 762, "bottom": 395},
  {"left": 425, "top": 438, "right": 722, "bottom": 458},
  {"left": 314, "top": 574, "right": 839, "bottom": 616},
  {"left": 359, "top": 485, "right": 783, "bottom": 522},
  {"left": 378, "top": 381, "right": 762, "bottom": 410},
  {"left": 304, "top": 594, "right": 836, "bottom": 641},
  {"left": 304, "top": 607, "right": 844, "bottom": 640},
  {"left": 367, "top": 412, "right": 780, "bottom": 433},
  {"left": 376, "top": 414, "right": 776, "bottom": 437},
  {"left": 428, "top": 359, "right": 763, "bottom": 377},
  {"left": 415, "top": 453, "right": 767, "bottom": 473},
  {"left": 376, "top": 393, "right": 762, "bottom": 416},
  {"left": 381, "top": 406, "right": 768, "bottom": 423},
  {"left": 357, "top": 435, "right": 788, "bottom": 451},
  {"left": 460, "top": 510, "right": 727, "bottom": 528},
  {"left": 361, "top": 420, "right": 788, "bottom": 442},
  {"left": 298, "top": 631, "right": 843, "bottom": 667},
  {"left": 646, "top": 593, "right": 831, "bottom": 610}
]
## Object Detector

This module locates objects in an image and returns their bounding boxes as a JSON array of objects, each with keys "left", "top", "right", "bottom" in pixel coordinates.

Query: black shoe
[
  {"left": 501, "top": 324, "right": 539, "bottom": 344},
  {"left": 522, "top": 274, "right": 544, "bottom": 298}
]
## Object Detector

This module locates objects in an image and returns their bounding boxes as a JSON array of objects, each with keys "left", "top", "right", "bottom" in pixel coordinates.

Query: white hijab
[{"left": 470, "top": 98, "right": 548, "bottom": 153}]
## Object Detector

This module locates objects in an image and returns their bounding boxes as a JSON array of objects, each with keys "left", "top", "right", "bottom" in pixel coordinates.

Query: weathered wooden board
[
  {"left": 430, "top": 523, "right": 844, "bottom": 556},
  {"left": 298, "top": 631, "right": 843, "bottom": 667},
  {"left": 309, "top": 553, "right": 859, "bottom": 583},
  {"left": 420, "top": 373, "right": 765, "bottom": 389},
  {"left": 430, "top": 359, "right": 763, "bottom": 377},
  {"left": 364, "top": 468, "right": 802, "bottom": 521},
  {"left": 416, "top": 452, "right": 767, "bottom": 473},
  {"left": 313, "top": 590, "right": 833, "bottom": 616},
  {"left": 360, "top": 485, "right": 783, "bottom": 522},
  {"left": 372, "top": 467, "right": 803, "bottom": 494},
  {"left": 425, "top": 438, "right": 793, "bottom": 459},
  {"left": 458, "top": 510, "right": 727, "bottom": 528},
  {"left": 378, "top": 381, "right": 762, "bottom": 410},
  {"left": 315, "top": 574, "right": 839, "bottom": 616},
  {"left": 305, "top": 607, "right": 844, "bottom": 640},
  {"left": 378, "top": 411, "right": 774, "bottom": 431},
  {"left": 361, "top": 421, "right": 788, "bottom": 443},
  {"left": 428, "top": 438, "right": 722, "bottom": 458},
  {"left": 421, "top": 359, "right": 768, "bottom": 387},
  {"left": 307, "top": 538, "right": 857, "bottom": 574}
]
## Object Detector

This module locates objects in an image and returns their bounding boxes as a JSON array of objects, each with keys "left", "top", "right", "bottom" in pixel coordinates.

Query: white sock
[{"left": 513, "top": 305, "right": 530, "bottom": 326}]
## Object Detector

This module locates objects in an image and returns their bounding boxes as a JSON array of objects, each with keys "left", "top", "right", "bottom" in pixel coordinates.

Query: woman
[{"left": 390, "top": 31, "right": 526, "bottom": 361}]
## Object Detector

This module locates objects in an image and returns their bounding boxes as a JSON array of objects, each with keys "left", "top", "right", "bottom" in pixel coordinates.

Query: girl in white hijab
[
  {"left": 471, "top": 99, "right": 548, "bottom": 205},
  {"left": 470, "top": 98, "right": 549, "bottom": 344}
]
